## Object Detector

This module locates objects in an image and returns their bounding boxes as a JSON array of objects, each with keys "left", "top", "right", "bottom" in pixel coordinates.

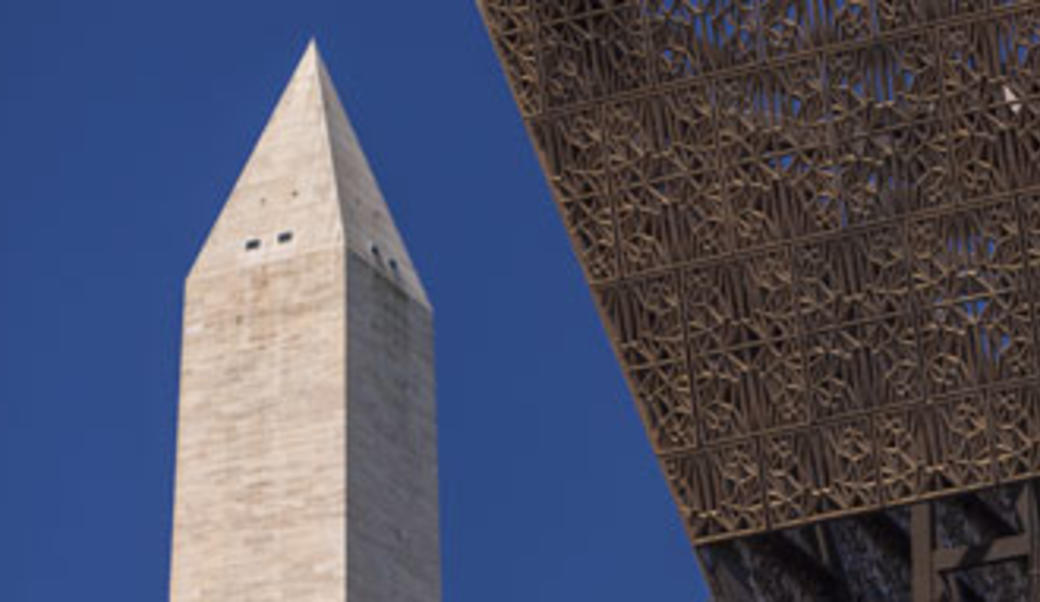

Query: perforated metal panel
[{"left": 480, "top": 0, "right": 1040, "bottom": 544}]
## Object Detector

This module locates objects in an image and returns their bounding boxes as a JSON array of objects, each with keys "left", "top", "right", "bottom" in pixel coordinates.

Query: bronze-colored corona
[{"left": 480, "top": 2, "right": 1040, "bottom": 600}]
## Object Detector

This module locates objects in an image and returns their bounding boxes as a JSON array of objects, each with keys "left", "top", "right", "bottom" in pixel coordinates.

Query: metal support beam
[
  {"left": 701, "top": 484, "right": 1040, "bottom": 601},
  {"left": 917, "top": 481, "right": 1040, "bottom": 601},
  {"left": 933, "top": 533, "right": 1030, "bottom": 572},
  {"left": 912, "top": 503, "right": 934, "bottom": 602},
  {"left": 1023, "top": 481, "right": 1040, "bottom": 601}
]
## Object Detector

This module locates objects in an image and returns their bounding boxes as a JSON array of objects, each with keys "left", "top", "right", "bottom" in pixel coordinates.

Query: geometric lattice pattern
[{"left": 479, "top": 0, "right": 1040, "bottom": 543}]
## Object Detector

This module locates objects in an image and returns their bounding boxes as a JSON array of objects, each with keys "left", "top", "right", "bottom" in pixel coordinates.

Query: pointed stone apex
[
  {"left": 309, "top": 44, "right": 430, "bottom": 308},
  {"left": 286, "top": 38, "right": 321, "bottom": 82},
  {"left": 191, "top": 40, "right": 429, "bottom": 308},
  {"left": 303, "top": 37, "right": 320, "bottom": 63}
]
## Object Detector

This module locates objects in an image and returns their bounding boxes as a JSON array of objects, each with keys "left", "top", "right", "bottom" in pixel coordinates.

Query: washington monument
[{"left": 168, "top": 41, "right": 440, "bottom": 602}]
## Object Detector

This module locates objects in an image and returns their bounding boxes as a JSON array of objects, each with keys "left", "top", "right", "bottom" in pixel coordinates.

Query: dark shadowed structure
[{"left": 478, "top": 1, "right": 1040, "bottom": 599}]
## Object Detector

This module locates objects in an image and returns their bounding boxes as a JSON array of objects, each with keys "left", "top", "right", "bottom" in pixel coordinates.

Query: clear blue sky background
[{"left": 0, "top": 2, "right": 709, "bottom": 600}]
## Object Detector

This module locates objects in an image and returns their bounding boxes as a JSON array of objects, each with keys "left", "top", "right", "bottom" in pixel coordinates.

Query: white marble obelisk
[{"left": 169, "top": 41, "right": 439, "bottom": 602}]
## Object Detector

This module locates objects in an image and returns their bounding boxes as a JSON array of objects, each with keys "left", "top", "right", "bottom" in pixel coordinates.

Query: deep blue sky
[{"left": 0, "top": 2, "right": 709, "bottom": 600}]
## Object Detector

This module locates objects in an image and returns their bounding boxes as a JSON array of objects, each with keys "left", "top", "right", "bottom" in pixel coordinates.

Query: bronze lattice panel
[{"left": 479, "top": 0, "right": 1040, "bottom": 543}]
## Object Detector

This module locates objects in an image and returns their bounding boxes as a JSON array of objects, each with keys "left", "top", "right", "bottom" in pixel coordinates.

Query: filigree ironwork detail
[{"left": 480, "top": 0, "right": 1040, "bottom": 544}]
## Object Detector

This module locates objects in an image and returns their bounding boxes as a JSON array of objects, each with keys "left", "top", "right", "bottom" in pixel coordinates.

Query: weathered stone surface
[{"left": 170, "top": 41, "right": 439, "bottom": 602}]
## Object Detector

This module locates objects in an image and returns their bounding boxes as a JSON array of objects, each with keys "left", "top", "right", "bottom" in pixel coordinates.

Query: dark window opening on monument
[
  {"left": 278, "top": 231, "right": 293, "bottom": 244},
  {"left": 245, "top": 239, "right": 261, "bottom": 251}
]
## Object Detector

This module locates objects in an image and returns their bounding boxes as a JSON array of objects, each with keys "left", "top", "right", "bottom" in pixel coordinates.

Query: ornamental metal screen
[{"left": 479, "top": 0, "right": 1040, "bottom": 545}]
